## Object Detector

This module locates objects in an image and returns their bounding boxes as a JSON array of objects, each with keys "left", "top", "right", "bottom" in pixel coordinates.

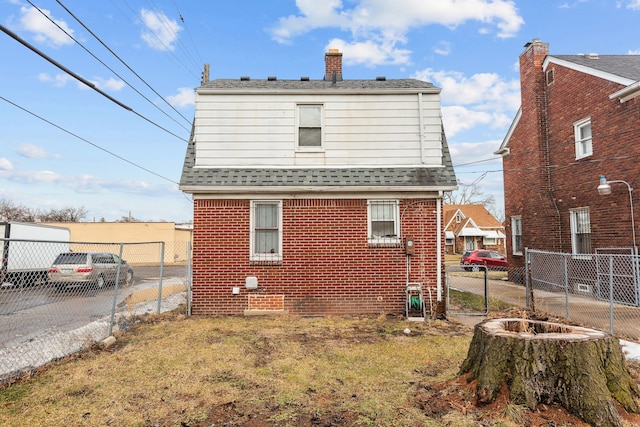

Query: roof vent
[
  {"left": 267, "top": 76, "right": 277, "bottom": 81},
  {"left": 587, "top": 53, "right": 599, "bottom": 59},
  {"left": 240, "top": 76, "right": 250, "bottom": 81},
  {"left": 376, "top": 76, "right": 386, "bottom": 81},
  {"left": 300, "top": 76, "right": 309, "bottom": 81}
]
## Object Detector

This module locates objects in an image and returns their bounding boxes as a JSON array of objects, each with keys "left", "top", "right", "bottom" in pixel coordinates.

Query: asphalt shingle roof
[
  {"left": 179, "top": 130, "right": 457, "bottom": 191},
  {"left": 199, "top": 78, "right": 437, "bottom": 91},
  {"left": 552, "top": 55, "right": 640, "bottom": 81},
  {"left": 180, "top": 77, "right": 456, "bottom": 193}
]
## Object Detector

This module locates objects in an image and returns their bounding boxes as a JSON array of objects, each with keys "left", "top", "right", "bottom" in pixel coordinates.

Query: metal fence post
[
  {"left": 609, "top": 255, "right": 615, "bottom": 335},
  {"left": 563, "top": 253, "right": 569, "bottom": 319},
  {"left": 156, "top": 242, "right": 165, "bottom": 314},
  {"left": 108, "top": 243, "right": 125, "bottom": 336}
]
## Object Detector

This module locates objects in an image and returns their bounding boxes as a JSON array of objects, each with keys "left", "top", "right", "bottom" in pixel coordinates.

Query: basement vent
[
  {"left": 240, "top": 76, "right": 250, "bottom": 81},
  {"left": 268, "top": 76, "right": 277, "bottom": 81},
  {"left": 577, "top": 283, "right": 592, "bottom": 293},
  {"left": 300, "top": 76, "right": 309, "bottom": 81},
  {"left": 376, "top": 76, "right": 386, "bottom": 81}
]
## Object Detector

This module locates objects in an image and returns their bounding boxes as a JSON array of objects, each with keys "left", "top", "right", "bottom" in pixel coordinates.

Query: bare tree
[
  {"left": 445, "top": 182, "right": 504, "bottom": 222},
  {"left": 0, "top": 199, "right": 87, "bottom": 222}
]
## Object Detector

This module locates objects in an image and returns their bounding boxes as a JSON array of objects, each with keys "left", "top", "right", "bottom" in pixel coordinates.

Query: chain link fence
[
  {"left": 446, "top": 265, "right": 528, "bottom": 317},
  {"left": 527, "top": 248, "right": 640, "bottom": 340},
  {"left": 0, "top": 238, "right": 191, "bottom": 382}
]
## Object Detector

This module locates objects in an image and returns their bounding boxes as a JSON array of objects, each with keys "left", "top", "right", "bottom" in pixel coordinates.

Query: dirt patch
[{"left": 2, "top": 309, "right": 640, "bottom": 426}]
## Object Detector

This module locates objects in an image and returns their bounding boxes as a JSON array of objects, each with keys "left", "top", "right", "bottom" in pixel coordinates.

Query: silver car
[{"left": 48, "top": 252, "right": 133, "bottom": 290}]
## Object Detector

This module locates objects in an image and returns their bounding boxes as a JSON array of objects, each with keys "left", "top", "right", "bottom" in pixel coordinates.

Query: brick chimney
[{"left": 324, "top": 49, "right": 343, "bottom": 81}]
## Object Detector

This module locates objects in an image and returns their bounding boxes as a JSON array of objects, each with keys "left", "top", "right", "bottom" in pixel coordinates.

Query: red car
[{"left": 460, "top": 250, "right": 507, "bottom": 270}]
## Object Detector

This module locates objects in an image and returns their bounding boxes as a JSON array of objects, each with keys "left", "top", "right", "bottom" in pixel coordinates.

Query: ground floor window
[
  {"left": 250, "top": 200, "right": 282, "bottom": 261},
  {"left": 570, "top": 207, "right": 591, "bottom": 254},
  {"left": 368, "top": 200, "right": 399, "bottom": 244}
]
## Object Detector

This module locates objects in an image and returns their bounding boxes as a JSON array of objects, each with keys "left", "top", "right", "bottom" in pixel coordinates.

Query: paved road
[
  {"left": 447, "top": 271, "right": 640, "bottom": 341},
  {"left": 0, "top": 265, "right": 187, "bottom": 349}
]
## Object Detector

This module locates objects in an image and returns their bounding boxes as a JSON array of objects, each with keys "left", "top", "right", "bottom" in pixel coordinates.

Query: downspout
[{"left": 437, "top": 191, "right": 443, "bottom": 301}]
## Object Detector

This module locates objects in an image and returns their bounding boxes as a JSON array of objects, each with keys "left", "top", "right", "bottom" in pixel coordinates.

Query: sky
[{"left": 1, "top": 0, "right": 640, "bottom": 223}]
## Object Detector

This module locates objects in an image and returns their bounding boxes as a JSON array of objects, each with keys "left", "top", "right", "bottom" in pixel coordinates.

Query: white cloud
[
  {"left": 166, "top": 87, "right": 195, "bottom": 108},
  {"left": 91, "top": 77, "right": 126, "bottom": 92},
  {"left": 17, "top": 144, "right": 60, "bottom": 159},
  {"left": 325, "top": 37, "right": 411, "bottom": 66},
  {"left": 0, "top": 158, "right": 13, "bottom": 171},
  {"left": 19, "top": 6, "right": 74, "bottom": 47},
  {"left": 139, "top": 8, "right": 182, "bottom": 51},
  {"left": 448, "top": 139, "right": 503, "bottom": 168},
  {"left": 624, "top": 0, "right": 640, "bottom": 10},
  {"left": 433, "top": 41, "right": 452, "bottom": 56},
  {"left": 38, "top": 72, "right": 74, "bottom": 87},
  {"left": 271, "top": 0, "right": 523, "bottom": 65}
]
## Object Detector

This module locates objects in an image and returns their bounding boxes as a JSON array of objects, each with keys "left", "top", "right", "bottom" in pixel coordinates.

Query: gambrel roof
[{"left": 180, "top": 76, "right": 457, "bottom": 194}]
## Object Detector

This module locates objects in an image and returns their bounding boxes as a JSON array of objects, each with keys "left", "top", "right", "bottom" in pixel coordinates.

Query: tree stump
[{"left": 459, "top": 318, "right": 640, "bottom": 427}]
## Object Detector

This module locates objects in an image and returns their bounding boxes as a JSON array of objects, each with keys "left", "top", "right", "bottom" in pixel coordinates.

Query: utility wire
[
  {"left": 56, "top": 0, "right": 194, "bottom": 125},
  {"left": 146, "top": 0, "right": 200, "bottom": 72},
  {"left": 109, "top": 0, "right": 199, "bottom": 80},
  {"left": 0, "top": 24, "right": 188, "bottom": 143},
  {"left": 0, "top": 95, "right": 178, "bottom": 185},
  {"left": 26, "top": 0, "right": 191, "bottom": 133},
  {"left": 171, "top": 0, "right": 204, "bottom": 66}
]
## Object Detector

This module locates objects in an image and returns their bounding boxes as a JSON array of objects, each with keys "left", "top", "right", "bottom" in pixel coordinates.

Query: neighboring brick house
[
  {"left": 443, "top": 204, "right": 505, "bottom": 254},
  {"left": 496, "top": 39, "right": 640, "bottom": 272},
  {"left": 179, "top": 50, "right": 457, "bottom": 316}
]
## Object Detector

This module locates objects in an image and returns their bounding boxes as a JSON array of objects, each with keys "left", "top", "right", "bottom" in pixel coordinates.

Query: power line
[
  {"left": 108, "top": 0, "right": 199, "bottom": 80},
  {"left": 0, "top": 23, "right": 188, "bottom": 143},
  {"left": 25, "top": 0, "right": 191, "bottom": 134},
  {"left": 0, "top": 95, "right": 178, "bottom": 185},
  {"left": 56, "top": 0, "right": 194, "bottom": 126}
]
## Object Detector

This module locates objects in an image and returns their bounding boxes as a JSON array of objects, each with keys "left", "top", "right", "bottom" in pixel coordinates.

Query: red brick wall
[
  {"left": 504, "top": 42, "right": 640, "bottom": 269},
  {"left": 191, "top": 198, "right": 442, "bottom": 316}
]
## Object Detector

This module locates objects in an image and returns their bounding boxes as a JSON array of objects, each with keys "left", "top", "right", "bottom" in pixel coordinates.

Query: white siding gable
[{"left": 194, "top": 92, "right": 443, "bottom": 167}]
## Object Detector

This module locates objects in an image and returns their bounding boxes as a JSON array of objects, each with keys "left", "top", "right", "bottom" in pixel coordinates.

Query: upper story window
[
  {"left": 511, "top": 216, "right": 522, "bottom": 256},
  {"left": 574, "top": 117, "right": 592, "bottom": 159},
  {"left": 368, "top": 200, "right": 400, "bottom": 244},
  {"left": 297, "top": 105, "right": 323, "bottom": 149},
  {"left": 250, "top": 200, "right": 282, "bottom": 262}
]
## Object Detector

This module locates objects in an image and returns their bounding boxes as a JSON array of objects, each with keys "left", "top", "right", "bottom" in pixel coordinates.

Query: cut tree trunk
[{"left": 459, "top": 318, "right": 640, "bottom": 427}]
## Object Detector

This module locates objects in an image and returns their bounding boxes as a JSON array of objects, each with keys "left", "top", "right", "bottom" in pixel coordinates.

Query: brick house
[
  {"left": 496, "top": 39, "right": 640, "bottom": 272},
  {"left": 179, "top": 50, "right": 457, "bottom": 316},
  {"left": 443, "top": 204, "right": 505, "bottom": 254}
]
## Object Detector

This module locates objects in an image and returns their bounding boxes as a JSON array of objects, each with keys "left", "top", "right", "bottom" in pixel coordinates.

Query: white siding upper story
[{"left": 193, "top": 92, "right": 444, "bottom": 167}]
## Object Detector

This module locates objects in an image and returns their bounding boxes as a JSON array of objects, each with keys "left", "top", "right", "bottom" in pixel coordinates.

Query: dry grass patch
[{"left": 2, "top": 310, "right": 632, "bottom": 426}]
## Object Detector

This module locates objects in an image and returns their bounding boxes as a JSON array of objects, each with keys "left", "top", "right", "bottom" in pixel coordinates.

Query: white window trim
[
  {"left": 250, "top": 200, "right": 283, "bottom": 262},
  {"left": 570, "top": 207, "right": 591, "bottom": 258},
  {"left": 367, "top": 200, "right": 400, "bottom": 244},
  {"left": 574, "top": 117, "right": 592, "bottom": 160},
  {"left": 511, "top": 216, "right": 522, "bottom": 256},
  {"left": 296, "top": 104, "right": 324, "bottom": 152}
]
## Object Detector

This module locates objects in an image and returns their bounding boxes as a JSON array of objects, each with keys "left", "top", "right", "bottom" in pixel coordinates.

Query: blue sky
[{"left": 1, "top": 0, "right": 640, "bottom": 223}]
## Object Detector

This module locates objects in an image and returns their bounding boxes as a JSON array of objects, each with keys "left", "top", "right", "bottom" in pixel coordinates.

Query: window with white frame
[
  {"left": 574, "top": 117, "right": 592, "bottom": 159},
  {"left": 368, "top": 200, "right": 399, "bottom": 243},
  {"left": 483, "top": 236, "right": 497, "bottom": 246},
  {"left": 250, "top": 201, "right": 282, "bottom": 261},
  {"left": 511, "top": 216, "right": 522, "bottom": 255},
  {"left": 297, "top": 104, "right": 323, "bottom": 148},
  {"left": 570, "top": 207, "right": 591, "bottom": 254}
]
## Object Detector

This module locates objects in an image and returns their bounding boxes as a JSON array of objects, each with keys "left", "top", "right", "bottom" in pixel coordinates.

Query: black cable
[
  {"left": 56, "top": 0, "right": 194, "bottom": 125},
  {"left": 0, "top": 24, "right": 188, "bottom": 143},
  {"left": 0, "top": 95, "right": 178, "bottom": 184},
  {"left": 26, "top": 0, "right": 191, "bottom": 133}
]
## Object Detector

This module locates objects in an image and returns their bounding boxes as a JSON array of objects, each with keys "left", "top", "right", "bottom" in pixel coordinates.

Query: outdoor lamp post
[{"left": 597, "top": 175, "right": 637, "bottom": 255}]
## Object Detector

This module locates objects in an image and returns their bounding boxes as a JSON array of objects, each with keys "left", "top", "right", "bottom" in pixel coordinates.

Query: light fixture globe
[{"left": 598, "top": 175, "right": 612, "bottom": 195}]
